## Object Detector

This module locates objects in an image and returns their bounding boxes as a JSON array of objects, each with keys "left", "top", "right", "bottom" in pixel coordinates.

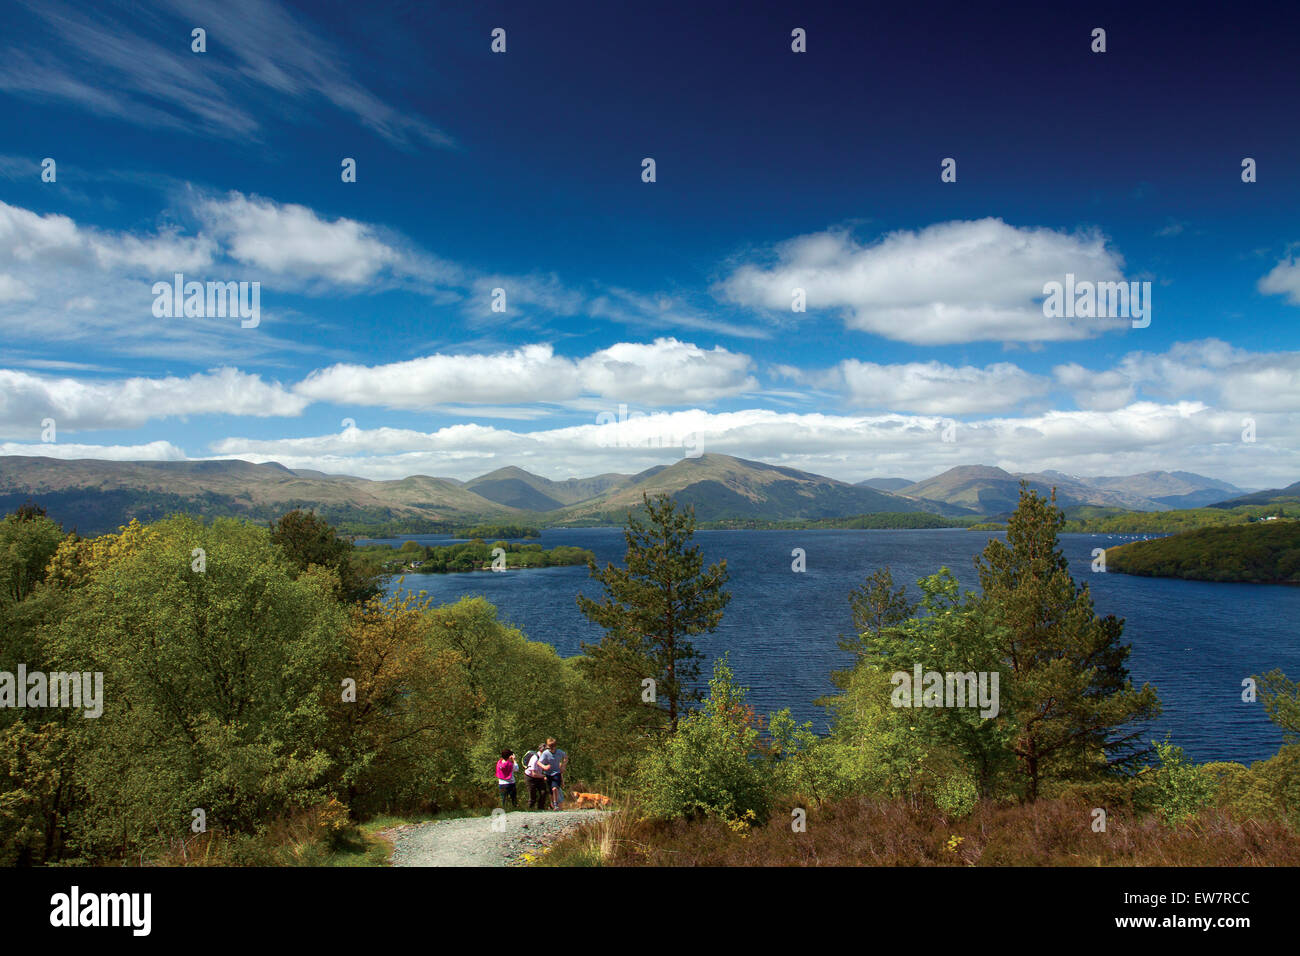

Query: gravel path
[{"left": 382, "top": 809, "right": 608, "bottom": 867}]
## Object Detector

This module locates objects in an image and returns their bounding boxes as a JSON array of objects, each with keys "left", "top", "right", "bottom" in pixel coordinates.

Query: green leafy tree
[
  {"left": 270, "top": 509, "right": 386, "bottom": 604},
  {"left": 1257, "top": 669, "right": 1300, "bottom": 741},
  {"left": 974, "top": 483, "right": 1161, "bottom": 798},
  {"left": 822, "top": 569, "right": 1014, "bottom": 801},
  {"left": 826, "top": 566, "right": 915, "bottom": 691},
  {"left": 0, "top": 505, "right": 66, "bottom": 607},
  {"left": 44, "top": 516, "right": 348, "bottom": 857},
  {"left": 577, "top": 493, "right": 730, "bottom": 732}
]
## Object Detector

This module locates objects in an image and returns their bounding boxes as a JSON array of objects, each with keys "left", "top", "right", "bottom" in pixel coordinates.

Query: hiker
[
  {"left": 540, "top": 737, "right": 568, "bottom": 810},
  {"left": 495, "top": 749, "right": 518, "bottom": 809},
  {"left": 524, "top": 743, "right": 549, "bottom": 810}
]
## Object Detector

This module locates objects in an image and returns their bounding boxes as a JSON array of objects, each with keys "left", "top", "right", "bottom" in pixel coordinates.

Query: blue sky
[{"left": 1, "top": 0, "right": 1298, "bottom": 487}]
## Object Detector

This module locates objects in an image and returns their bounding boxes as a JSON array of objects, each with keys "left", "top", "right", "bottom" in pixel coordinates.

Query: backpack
[{"left": 524, "top": 751, "right": 539, "bottom": 777}]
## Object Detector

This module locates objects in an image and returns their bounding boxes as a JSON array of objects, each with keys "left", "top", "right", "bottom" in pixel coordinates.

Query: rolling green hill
[
  {"left": 463, "top": 466, "right": 628, "bottom": 511},
  {"left": 547, "top": 453, "right": 957, "bottom": 523},
  {"left": 0, "top": 453, "right": 1275, "bottom": 536},
  {"left": 1209, "top": 480, "right": 1300, "bottom": 509},
  {"left": 0, "top": 456, "right": 518, "bottom": 535},
  {"left": 901, "top": 465, "right": 1248, "bottom": 515}
]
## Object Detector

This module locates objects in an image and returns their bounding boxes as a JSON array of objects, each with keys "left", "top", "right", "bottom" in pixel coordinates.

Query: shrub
[
  {"left": 933, "top": 771, "right": 979, "bottom": 819},
  {"left": 1139, "top": 741, "right": 1218, "bottom": 826},
  {"left": 636, "top": 657, "right": 770, "bottom": 825}
]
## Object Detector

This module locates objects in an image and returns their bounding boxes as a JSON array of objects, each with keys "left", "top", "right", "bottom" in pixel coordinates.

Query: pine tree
[
  {"left": 975, "top": 482, "right": 1161, "bottom": 799},
  {"left": 577, "top": 493, "right": 731, "bottom": 732}
]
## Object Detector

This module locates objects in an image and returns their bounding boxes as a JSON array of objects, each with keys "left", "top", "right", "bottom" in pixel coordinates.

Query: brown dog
[{"left": 569, "top": 791, "right": 612, "bottom": 809}]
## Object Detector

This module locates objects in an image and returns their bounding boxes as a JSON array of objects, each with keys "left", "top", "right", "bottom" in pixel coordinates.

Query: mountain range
[{"left": 0, "top": 454, "right": 1262, "bottom": 536}]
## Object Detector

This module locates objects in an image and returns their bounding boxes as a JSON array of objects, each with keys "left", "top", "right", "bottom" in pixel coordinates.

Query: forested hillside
[{"left": 1105, "top": 521, "right": 1300, "bottom": 584}]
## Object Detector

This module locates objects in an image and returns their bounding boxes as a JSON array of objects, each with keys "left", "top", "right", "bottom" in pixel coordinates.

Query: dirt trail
[{"left": 382, "top": 809, "right": 607, "bottom": 867}]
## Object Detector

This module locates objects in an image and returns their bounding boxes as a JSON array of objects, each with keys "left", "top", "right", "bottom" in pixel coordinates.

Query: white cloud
[
  {"left": 717, "top": 218, "right": 1132, "bottom": 344},
  {"left": 576, "top": 339, "right": 758, "bottom": 403},
  {"left": 0, "top": 0, "right": 452, "bottom": 149},
  {"left": 1259, "top": 255, "right": 1300, "bottom": 305},
  {"left": 0, "top": 440, "right": 186, "bottom": 461},
  {"left": 1055, "top": 340, "right": 1300, "bottom": 414},
  {"left": 0, "top": 273, "right": 34, "bottom": 302},
  {"left": 294, "top": 338, "right": 757, "bottom": 409},
  {"left": 790, "top": 359, "right": 1048, "bottom": 414},
  {"left": 0, "top": 367, "right": 307, "bottom": 435},
  {"left": 197, "top": 193, "right": 401, "bottom": 284},
  {"left": 206, "top": 401, "right": 1300, "bottom": 488}
]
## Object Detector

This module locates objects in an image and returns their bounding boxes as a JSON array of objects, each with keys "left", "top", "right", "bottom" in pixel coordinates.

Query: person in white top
[{"left": 524, "top": 743, "right": 549, "bottom": 810}]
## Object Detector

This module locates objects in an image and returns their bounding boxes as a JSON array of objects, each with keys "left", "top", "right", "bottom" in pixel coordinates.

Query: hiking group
[{"left": 495, "top": 738, "right": 567, "bottom": 811}]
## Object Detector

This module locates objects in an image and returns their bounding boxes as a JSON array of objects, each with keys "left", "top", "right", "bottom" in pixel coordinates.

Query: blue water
[{"left": 377, "top": 528, "right": 1300, "bottom": 765}]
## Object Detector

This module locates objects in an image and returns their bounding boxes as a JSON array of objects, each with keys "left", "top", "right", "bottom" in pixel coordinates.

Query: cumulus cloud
[
  {"left": 294, "top": 338, "right": 757, "bottom": 409},
  {"left": 0, "top": 440, "right": 186, "bottom": 461},
  {"left": 196, "top": 193, "right": 402, "bottom": 284},
  {"left": 206, "top": 401, "right": 1300, "bottom": 488},
  {"left": 0, "top": 367, "right": 308, "bottom": 435},
  {"left": 717, "top": 218, "right": 1132, "bottom": 344},
  {"left": 1259, "top": 255, "right": 1300, "bottom": 305},
  {"left": 787, "top": 359, "right": 1048, "bottom": 414},
  {"left": 1055, "top": 340, "right": 1300, "bottom": 414}
]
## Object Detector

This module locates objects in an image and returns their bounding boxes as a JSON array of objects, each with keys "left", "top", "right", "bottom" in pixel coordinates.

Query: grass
[{"left": 540, "top": 796, "right": 1300, "bottom": 867}]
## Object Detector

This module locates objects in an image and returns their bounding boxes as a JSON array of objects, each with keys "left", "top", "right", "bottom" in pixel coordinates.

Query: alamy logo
[
  {"left": 152, "top": 272, "right": 260, "bottom": 328},
  {"left": 0, "top": 665, "right": 103, "bottom": 718},
  {"left": 595, "top": 404, "right": 701, "bottom": 458},
  {"left": 50, "top": 886, "right": 151, "bottom": 936},
  {"left": 891, "top": 664, "right": 1000, "bottom": 719},
  {"left": 1042, "top": 273, "right": 1150, "bottom": 328}
]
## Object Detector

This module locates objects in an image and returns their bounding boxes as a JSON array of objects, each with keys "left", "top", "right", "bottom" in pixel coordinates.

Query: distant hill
[
  {"left": 464, "top": 466, "right": 628, "bottom": 511},
  {"left": 856, "top": 477, "right": 914, "bottom": 492},
  {"left": 1063, "top": 470, "right": 1249, "bottom": 509},
  {"left": 900, "top": 466, "right": 1058, "bottom": 514},
  {"left": 0, "top": 453, "right": 1265, "bottom": 534},
  {"left": 899, "top": 465, "right": 1249, "bottom": 515},
  {"left": 0, "top": 456, "right": 517, "bottom": 536},
  {"left": 550, "top": 454, "right": 958, "bottom": 522},
  {"left": 1209, "top": 481, "right": 1300, "bottom": 509}
]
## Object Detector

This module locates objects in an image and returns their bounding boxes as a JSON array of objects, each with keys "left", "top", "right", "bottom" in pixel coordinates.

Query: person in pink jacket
[{"left": 495, "top": 750, "right": 518, "bottom": 809}]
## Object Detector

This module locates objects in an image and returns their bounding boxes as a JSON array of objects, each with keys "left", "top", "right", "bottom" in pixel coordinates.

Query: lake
[{"left": 373, "top": 527, "right": 1300, "bottom": 764}]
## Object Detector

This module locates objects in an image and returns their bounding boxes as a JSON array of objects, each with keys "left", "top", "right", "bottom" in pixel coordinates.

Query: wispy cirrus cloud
[{"left": 0, "top": 0, "right": 453, "bottom": 149}]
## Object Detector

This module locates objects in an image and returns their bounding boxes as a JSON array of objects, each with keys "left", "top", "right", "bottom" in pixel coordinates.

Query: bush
[
  {"left": 636, "top": 657, "right": 771, "bottom": 826},
  {"left": 933, "top": 771, "right": 979, "bottom": 819},
  {"left": 1139, "top": 741, "right": 1217, "bottom": 826}
]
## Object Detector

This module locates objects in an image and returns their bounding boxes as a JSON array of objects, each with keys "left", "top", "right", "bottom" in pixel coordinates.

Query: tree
[
  {"left": 0, "top": 506, "right": 66, "bottom": 606},
  {"left": 325, "top": 590, "right": 479, "bottom": 815},
  {"left": 826, "top": 566, "right": 915, "bottom": 692},
  {"left": 44, "top": 515, "right": 349, "bottom": 856},
  {"left": 1255, "top": 670, "right": 1300, "bottom": 740},
  {"left": 270, "top": 509, "right": 386, "bottom": 604},
  {"left": 974, "top": 483, "right": 1160, "bottom": 799},
  {"left": 822, "top": 569, "right": 1014, "bottom": 801},
  {"left": 577, "top": 493, "right": 730, "bottom": 732}
]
